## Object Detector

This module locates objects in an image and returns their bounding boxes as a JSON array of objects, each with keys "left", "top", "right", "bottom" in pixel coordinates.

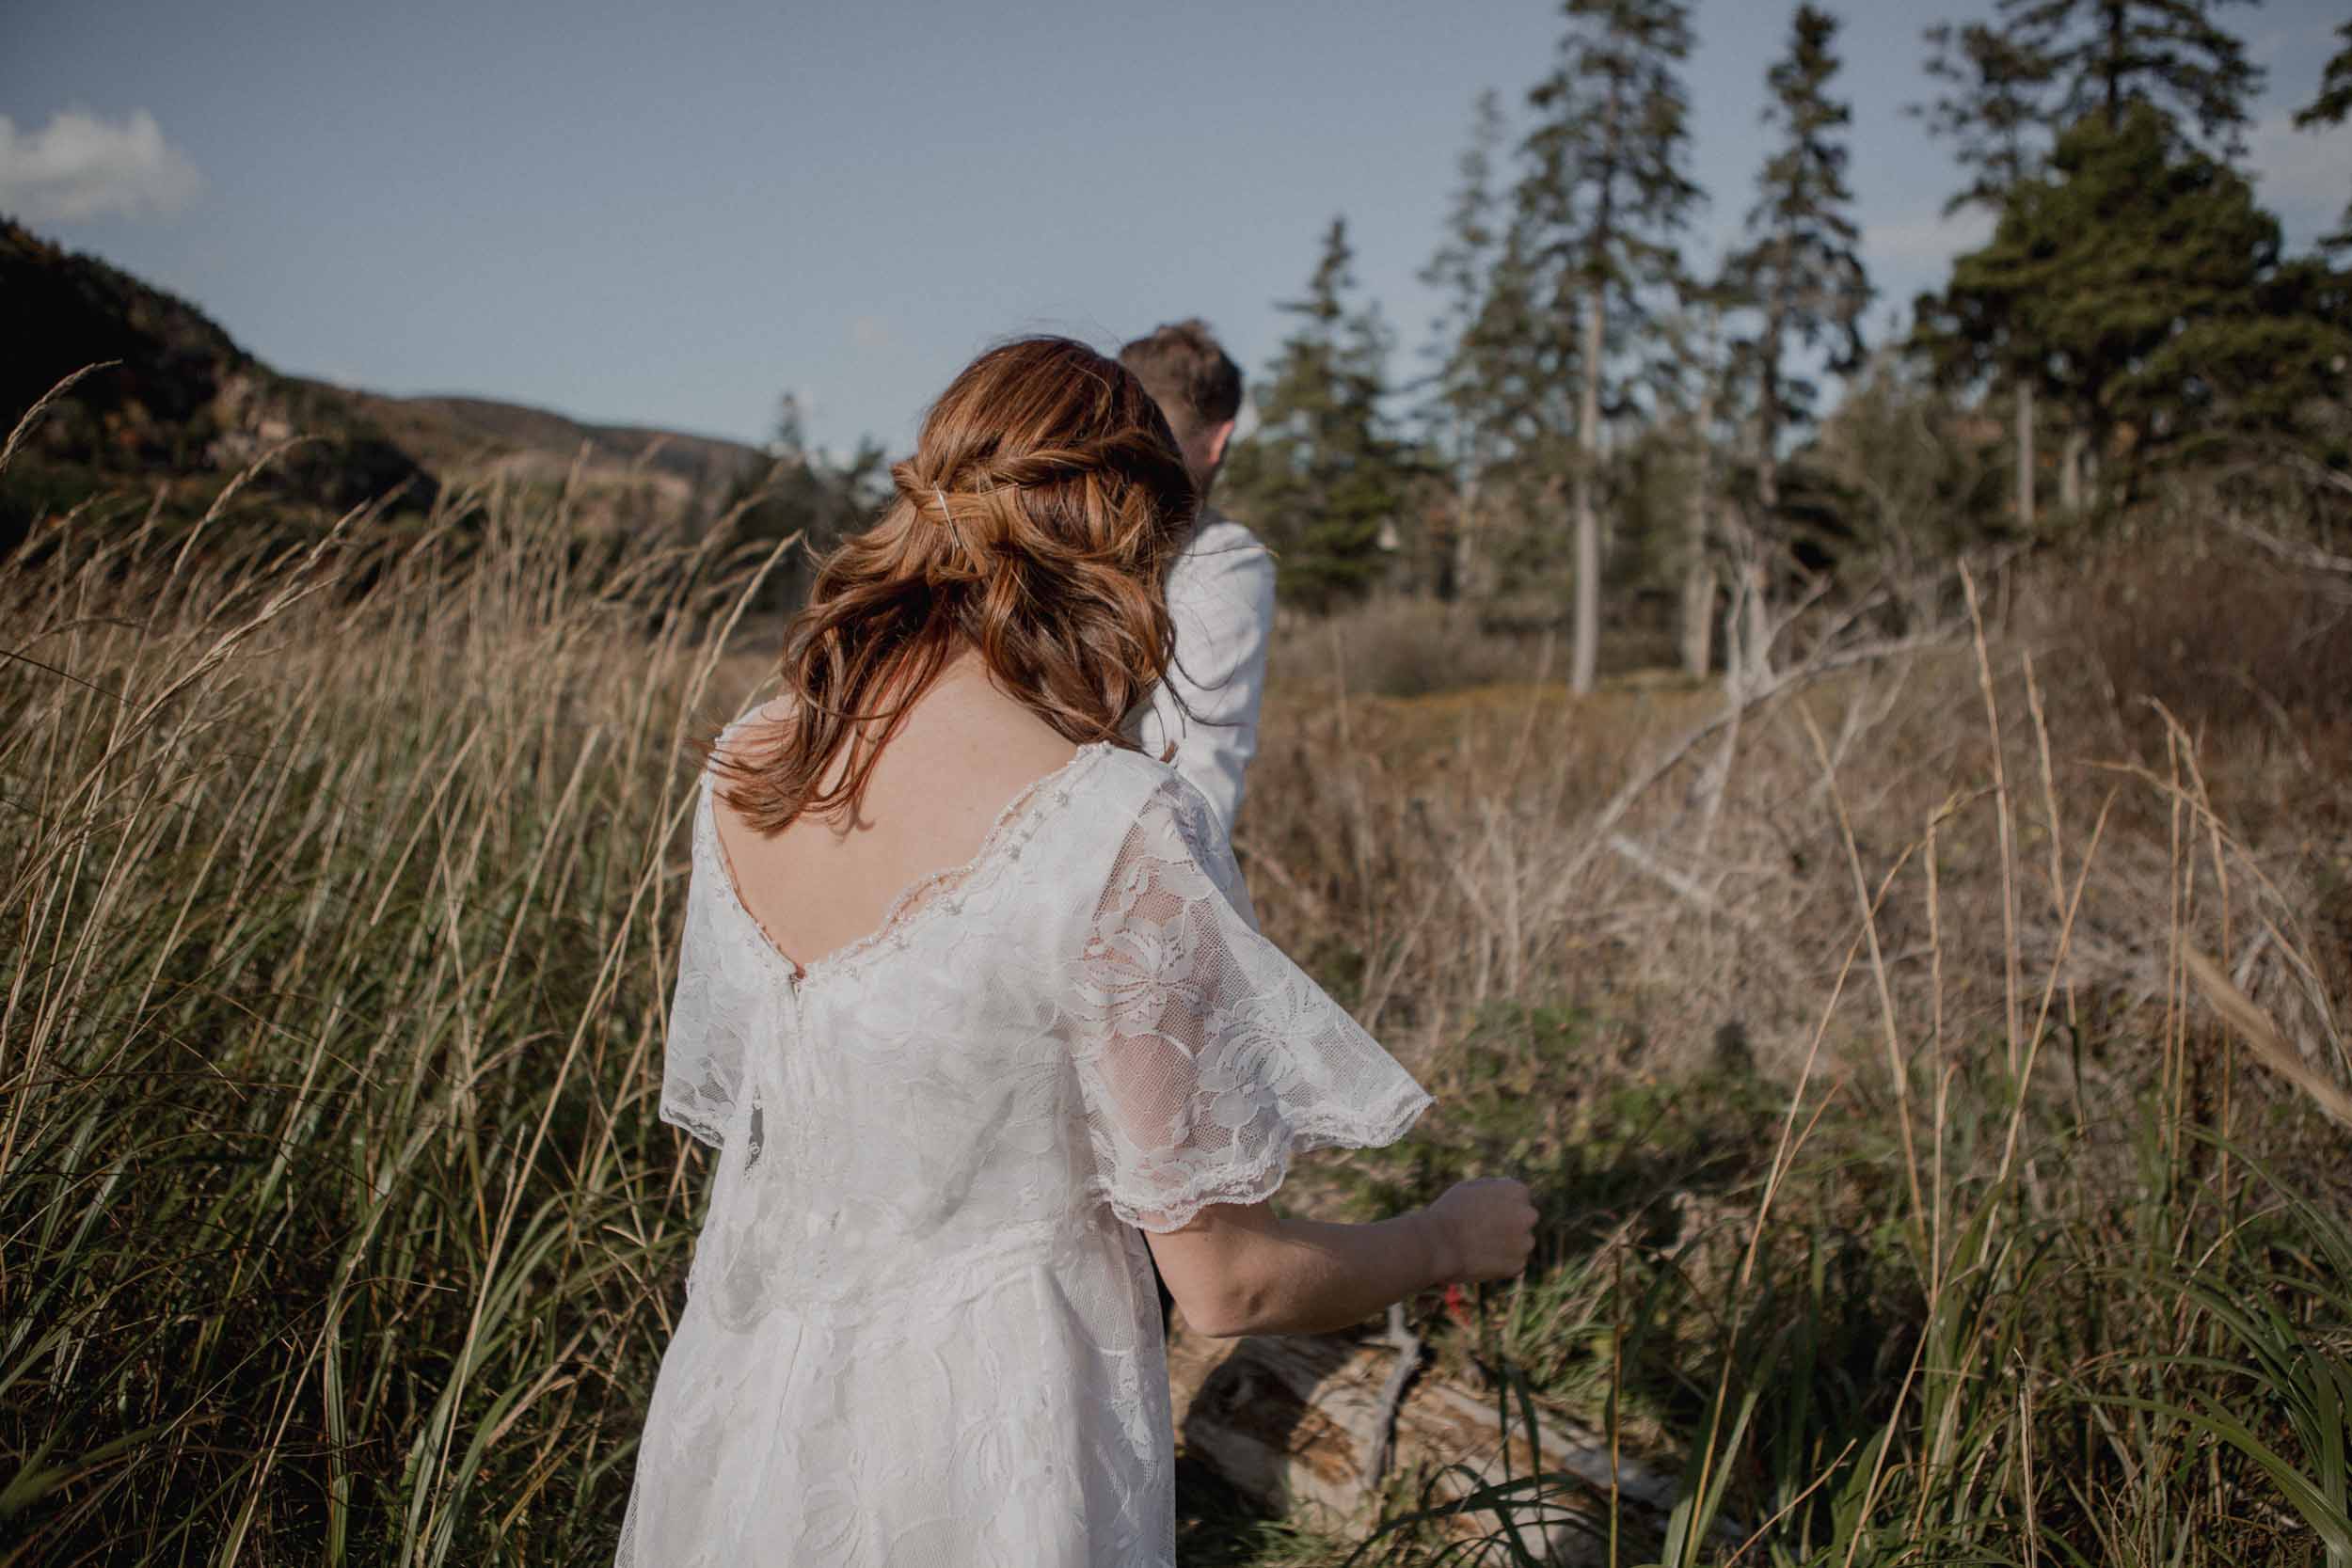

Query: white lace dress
[{"left": 612, "top": 728, "right": 1435, "bottom": 1566}]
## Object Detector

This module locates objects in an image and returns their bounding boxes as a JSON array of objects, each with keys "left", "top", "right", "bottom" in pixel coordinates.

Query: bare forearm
[{"left": 1225, "top": 1208, "right": 1451, "bottom": 1338}]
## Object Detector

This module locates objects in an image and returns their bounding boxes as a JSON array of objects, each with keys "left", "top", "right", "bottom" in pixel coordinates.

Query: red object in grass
[{"left": 1442, "top": 1282, "right": 1472, "bottom": 1328}]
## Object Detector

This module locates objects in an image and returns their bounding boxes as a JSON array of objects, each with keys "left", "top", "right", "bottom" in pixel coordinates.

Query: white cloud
[
  {"left": 1862, "top": 207, "right": 1995, "bottom": 269},
  {"left": 0, "top": 108, "right": 205, "bottom": 225},
  {"left": 2243, "top": 113, "right": 2352, "bottom": 241}
]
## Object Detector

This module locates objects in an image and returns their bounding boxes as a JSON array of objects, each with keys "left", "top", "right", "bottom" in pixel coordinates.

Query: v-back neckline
[{"left": 699, "top": 734, "right": 1113, "bottom": 995}]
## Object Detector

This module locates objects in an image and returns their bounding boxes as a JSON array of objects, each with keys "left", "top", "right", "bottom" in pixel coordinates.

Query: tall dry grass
[
  {"left": 4, "top": 396, "right": 2348, "bottom": 1567},
  {"left": 1208, "top": 551, "right": 2351, "bottom": 1566},
  {"left": 1, "top": 435, "right": 790, "bottom": 1562}
]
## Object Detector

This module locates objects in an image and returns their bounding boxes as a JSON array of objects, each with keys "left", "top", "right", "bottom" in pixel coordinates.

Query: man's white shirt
[{"left": 1138, "top": 505, "right": 1276, "bottom": 839}]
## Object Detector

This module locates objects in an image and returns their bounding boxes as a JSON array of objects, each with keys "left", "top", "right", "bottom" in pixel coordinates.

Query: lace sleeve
[
  {"left": 1067, "top": 775, "right": 1434, "bottom": 1233},
  {"left": 659, "top": 773, "right": 755, "bottom": 1149}
]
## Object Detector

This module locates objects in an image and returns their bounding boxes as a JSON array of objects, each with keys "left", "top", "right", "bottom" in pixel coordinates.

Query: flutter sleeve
[
  {"left": 1066, "top": 773, "right": 1434, "bottom": 1233},
  {"left": 659, "top": 769, "right": 759, "bottom": 1149}
]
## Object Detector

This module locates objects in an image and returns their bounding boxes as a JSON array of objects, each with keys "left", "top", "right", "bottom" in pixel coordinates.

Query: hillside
[
  {"left": 322, "top": 387, "right": 765, "bottom": 523},
  {"left": 2, "top": 218, "right": 439, "bottom": 526},
  {"left": 1, "top": 219, "right": 765, "bottom": 542}
]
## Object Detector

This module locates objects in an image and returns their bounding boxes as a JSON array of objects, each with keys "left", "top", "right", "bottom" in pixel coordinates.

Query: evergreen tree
[
  {"left": 1917, "top": 21, "right": 2058, "bottom": 215},
  {"left": 1916, "top": 2, "right": 2266, "bottom": 521},
  {"left": 1650, "top": 294, "right": 1736, "bottom": 678},
  {"left": 1457, "top": 221, "right": 1576, "bottom": 598},
  {"left": 723, "top": 395, "right": 887, "bottom": 610},
  {"left": 2001, "top": 0, "right": 2266, "bottom": 157},
  {"left": 1916, "top": 103, "right": 2349, "bottom": 503},
  {"left": 2301, "top": 20, "right": 2352, "bottom": 124},
  {"left": 1515, "top": 0, "right": 1704, "bottom": 692},
  {"left": 1222, "top": 216, "right": 1415, "bottom": 612},
  {"left": 1417, "top": 90, "right": 1514, "bottom": 600},
  {"left": 1814, "top": 347, "right": 2010, "bottom": 624},
  {"left": 2293, "top": 21, "right": 2352, "bottom": 250},
  {"left": 1916, "top": 20, "right": 2058, "bottom": 528},
  {"left": 2147, "top": 254, "right": 2352, "bottom": 461},
  {"left": 1719, "top": 4, "right": 1869, "bottom": 682}
]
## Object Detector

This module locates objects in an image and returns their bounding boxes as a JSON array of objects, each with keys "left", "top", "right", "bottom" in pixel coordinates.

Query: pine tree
[
  {"left": 1915, "top": 2, "right": 2266, "bottom": 518},
  {"left": 2000, "top": 0, "right": 2266, "bottom": 157},
  {"left": 1917, "top": 103, "right": 2348, "bottom": 502},
  {"left": 1222, "top": 216, "right": 1414, "bottom": 612},
  {"left": 1515, "top": 0, "right": 1704, "bottom": 693},
  {"left": 1814, "top": 347, "right": 2009, "bottom": 625},
  {"left": 723, "top": 407, "right": 889, "bottom": 611},
  {"left": 2301, "top": 20, "right": 2352, "bottom": 124},
  {"left": 2293, "top": 21, "right": 2352, "bottom": 250},
  {"left": 1720, "top": 4, "right": 1869, "bottom": 685},
  {"left": 1917, "top": 22, "right": 2058, "bottom": 214},
  {"left": 1629, "top": 292, "right": 1737, "bottom": 677},
  {"left": 1916, "top": 20, "right": 2058, "bottom": 527},
  {"left": 1417, "top": 90, "right": 1514, "bottom": 600}
]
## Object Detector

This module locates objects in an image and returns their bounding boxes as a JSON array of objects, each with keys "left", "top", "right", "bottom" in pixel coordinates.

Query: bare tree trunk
[
  {"left": 1748, "top": 434, "right": 1778, "bottom": 688},
  {"left": 1680, "top": 380, "right": 1718, "bottom": 678},
  {"left": 1741, "top": 562, "right": 1771, "bottom": 687},
  {"left": 2060, "top": 428, "right": 2086, "bottom": 512},
  {"left": 1721, "top": 570, "right": 1746, "bottom": 697},
  {"left": 1731, "top": 573, "right": 1750, "bottom": 695},
  {"left": 1572, "top": 283, "right": 1603, "bottom": 694},
  {"left": 1452, "top": 472, "right": 1481, "bottom": 603},
  {"left": 1681, "top": 563, "right": 1715, "bottom": 678},
  {"left": 2015, "top": 379, "right": 2036, "bottom": 529},
  {"left": 1741, "top": 313, "right": 1787, "bottom": 690},
  {"left": 1722, "top": 500, "right": 1758, "bottom": 698}
]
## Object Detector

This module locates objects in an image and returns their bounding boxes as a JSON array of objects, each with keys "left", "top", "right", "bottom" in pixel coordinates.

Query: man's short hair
[{"left": 1117, "top": 319, "right": 1242, "bottom": 436}]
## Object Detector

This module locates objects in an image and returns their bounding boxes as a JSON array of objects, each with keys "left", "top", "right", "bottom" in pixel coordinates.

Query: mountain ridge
[{"left": 2, "top": 217, "right": 767, "bottom": 538}]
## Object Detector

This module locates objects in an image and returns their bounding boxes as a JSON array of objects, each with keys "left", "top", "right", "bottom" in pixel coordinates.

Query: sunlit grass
[
  {"left": 1232, "top": 570, "right": 2351, "bottom": 1566},
  {"left": 3, "top": 412, "right": 2347, "bottom": 1566},
  {"left": 1, "top": 442, "right": 794, "bottom": 1563}
]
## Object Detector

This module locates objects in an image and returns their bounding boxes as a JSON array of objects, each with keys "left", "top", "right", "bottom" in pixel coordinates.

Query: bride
[{"left": 615, "top": 334, "right": 1534, "bottom": 1566}]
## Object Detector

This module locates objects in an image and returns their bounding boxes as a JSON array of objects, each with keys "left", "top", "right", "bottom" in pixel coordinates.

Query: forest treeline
[
  {"left": 759, "top": 0, "right": 2352, "bottom": 689},
  {"left": 1232, "top": 0, "right": 2352, "bottom": 693}
]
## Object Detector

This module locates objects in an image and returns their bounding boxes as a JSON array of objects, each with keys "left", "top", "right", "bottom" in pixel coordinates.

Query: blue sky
[{"left": 7, "top": 0, "right": 2346, "bottom": 459}]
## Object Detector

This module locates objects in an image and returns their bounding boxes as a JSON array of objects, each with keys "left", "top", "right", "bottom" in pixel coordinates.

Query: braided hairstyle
[{"left": 712, "top": 335, "right": 1200, "bottom": 832}]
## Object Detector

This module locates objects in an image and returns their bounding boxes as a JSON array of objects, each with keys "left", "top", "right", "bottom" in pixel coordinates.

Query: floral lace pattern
[{"left": 618, "top": 731, "right": 1434, "bottom": 1566}]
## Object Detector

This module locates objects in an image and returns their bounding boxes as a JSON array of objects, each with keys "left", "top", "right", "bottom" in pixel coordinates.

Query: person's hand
[{"left": 1422, "top": 1178, "right": 1537, "bottom": 1286}]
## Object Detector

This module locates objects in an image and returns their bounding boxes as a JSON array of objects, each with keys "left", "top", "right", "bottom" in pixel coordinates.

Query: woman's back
[
  {"left": 706, "top": 659, "right": 1082, "bottom": 982},
  {"left": 630, "top": 692, "right": 1434, "bottom": 1565},
  {"left": 674, "top": 703, "right": 1131, "bottom": 1325}
]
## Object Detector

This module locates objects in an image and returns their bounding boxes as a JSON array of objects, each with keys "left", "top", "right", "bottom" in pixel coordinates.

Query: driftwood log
[{"left": 1168, "top": 1312, "right": 1715, "bottom": 1563}]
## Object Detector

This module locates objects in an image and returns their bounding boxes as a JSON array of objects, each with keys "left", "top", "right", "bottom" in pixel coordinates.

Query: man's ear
[{"left": 1204, "top": 419, "right": 1235, "bottom": 470}]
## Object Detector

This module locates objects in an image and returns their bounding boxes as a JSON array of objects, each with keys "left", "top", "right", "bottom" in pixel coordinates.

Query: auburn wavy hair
[{"left": 707, "top": 336, "right": 1200, "bottom": 832}]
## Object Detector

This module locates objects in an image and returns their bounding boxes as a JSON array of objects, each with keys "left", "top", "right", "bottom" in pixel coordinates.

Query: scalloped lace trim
[
  {"left": 699, "top": 726, "right": 1113, "bottom": 993},
  {"left": 1094, "top": 1072, "right": 1435, "bottom": 1235}
]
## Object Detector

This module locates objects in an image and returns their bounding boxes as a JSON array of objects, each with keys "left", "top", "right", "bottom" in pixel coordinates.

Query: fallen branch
[
  {"left": 2219, "top": 509, "right": 2352, "bottom": 577},
  {"left": 1606, "top": 832, "right": 1811, "bottom": 992},
  {"left": 1168, "top": 1316, "right": 1729, "bottom": 1554},
  {"left": 1565, "top": 629, "right": 1960, "bottom": 887},
  {"left": 1361, "top": 1301, "right": 1425, "bottom": 1488}
]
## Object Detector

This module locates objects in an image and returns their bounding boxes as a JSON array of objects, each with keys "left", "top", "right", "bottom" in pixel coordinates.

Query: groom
[
  {"left": 1118, "top": 320, "right": 1277, "bottom": 1345},
  {"left": 1120, "top": 320, "right": 1275, "bottom": 842}
]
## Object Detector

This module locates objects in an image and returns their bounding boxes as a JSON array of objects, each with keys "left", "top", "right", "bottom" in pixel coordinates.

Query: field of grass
[{"left": 4, "top": 448, "right": 2348, "bottom": 1565}]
